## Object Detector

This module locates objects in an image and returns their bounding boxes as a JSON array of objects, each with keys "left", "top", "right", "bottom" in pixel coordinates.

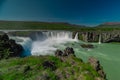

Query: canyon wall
[
  {"left": 1, "top": 30, "right": 120, "bottom": 43},
  {"left": 74, "top": 30, "right": 120, "bottom": 43}
]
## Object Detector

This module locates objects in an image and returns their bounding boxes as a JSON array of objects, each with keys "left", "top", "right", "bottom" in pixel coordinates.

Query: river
[{"left": 9, "top": 31, "right": 120, "bottom": 80}]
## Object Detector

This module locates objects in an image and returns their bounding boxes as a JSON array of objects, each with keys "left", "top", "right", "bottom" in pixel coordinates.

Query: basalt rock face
[
  {"left": 74, "top": 31, "right": 120, "bottom": 43},
  {"left": 0, "top": 34, "right": 23, "bottom": 59},
  {"left": 55, "top": 47, "right": 75, "bottom": 57},
  {"left": 88, "top": 57, "right": 106, "bottom": 79}
]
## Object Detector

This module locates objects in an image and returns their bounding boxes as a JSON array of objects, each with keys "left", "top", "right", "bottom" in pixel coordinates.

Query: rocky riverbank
[{"left": 55, "top": 47, "right": 106, "bottom": 80}]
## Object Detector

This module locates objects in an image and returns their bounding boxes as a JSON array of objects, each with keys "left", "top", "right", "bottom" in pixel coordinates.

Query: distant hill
[
  {"left": 0, "top": 20, "right": 87, "bottom": 30},
  {"left": 103, "top": 22, "right": 120, "bottom": 25},
  {"left": 96, "top": 22, "right": 120, "bottom": 28},
  {"left": 1, "top": 20, "right": 120, "bottom": 31},
  {"left": 94, "top": 22, "right": 120, "bottom": 31}
]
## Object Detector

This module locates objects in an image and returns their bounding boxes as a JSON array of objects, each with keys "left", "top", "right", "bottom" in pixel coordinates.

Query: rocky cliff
[
  {"left": 0, "top": 34, "right": 23, "bottom": 59},
  {"left": 74, "top": 30, "right": 120, "bottom": 43}
]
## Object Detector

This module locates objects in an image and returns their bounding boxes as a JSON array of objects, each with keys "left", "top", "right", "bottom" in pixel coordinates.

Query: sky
[{"left": 0, "top": 0, "right": 120, "bottom": 26}]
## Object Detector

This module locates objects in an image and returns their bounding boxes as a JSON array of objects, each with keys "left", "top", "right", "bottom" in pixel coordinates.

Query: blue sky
[{"left": 0, "top": 0, "right": 120, "bottom": 26}]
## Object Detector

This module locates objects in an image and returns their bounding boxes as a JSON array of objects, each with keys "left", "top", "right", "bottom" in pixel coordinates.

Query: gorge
[{"left": 0, "top": 30, "right": 120, "bottom": 80}]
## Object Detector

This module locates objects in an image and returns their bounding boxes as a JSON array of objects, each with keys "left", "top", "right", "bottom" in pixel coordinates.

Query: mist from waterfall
[
  {"left": 31, "top": 31, "right": 78, "bottom": 55},
  {"left": 12, "top": 31, "right": 79, "bottom": 56}
]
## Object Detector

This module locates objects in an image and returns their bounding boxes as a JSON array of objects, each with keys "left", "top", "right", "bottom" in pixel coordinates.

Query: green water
[{"left": 59, "top": 42, "right": 120, "bottom": 80}]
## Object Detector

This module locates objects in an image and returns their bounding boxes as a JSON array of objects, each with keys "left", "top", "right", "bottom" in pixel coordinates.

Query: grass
[
  {"left": 0, "top": 21, "right": 120, "bottom": 31},
  {"left": 0, "top": 55, "right": 104, "bottom": 80}
]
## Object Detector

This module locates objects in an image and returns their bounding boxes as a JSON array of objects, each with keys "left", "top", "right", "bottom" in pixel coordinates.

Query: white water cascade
[
  {"left": 11, "top": 31, "right": 79, "bottom": 56},
  {"left": 31, "top": 31, "right": 78, "bottom": 55},
  {"left": 98, "top": 34, "right": 102, "bottom": 44},
  {"left": 10, "top": 36, "right": 33, "bottom": 56},
  {"left": 74, "top": 32, "right": 79, "bottom": 41},
  {"left": 11, "top": 31, "right": 78, "bottom": 56}
]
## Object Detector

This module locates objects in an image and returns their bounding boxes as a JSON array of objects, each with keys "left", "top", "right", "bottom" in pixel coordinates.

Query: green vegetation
[
  {"left": 0, "top": 55, "right": 103, "bottom": 80},
  {"left": 0, "top": 34, "right": 23, "bottom": 59},
  {"left": 0, "top": 21, "right": 120, "bottom": 31},
  {"left": 0, "top": 21, "right": 85, "bottom": 30},
  {"left": 96, "top": 24, "right": 120, "bottom": 31}
]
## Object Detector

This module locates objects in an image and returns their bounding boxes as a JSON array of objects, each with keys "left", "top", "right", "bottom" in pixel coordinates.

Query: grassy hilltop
[
  {"left": 0, "top": 20, "right": 120, "bottom": 31},
  {"left": 0, "top": 21, "right": 85, "bottom": 30},
  {"left": 0, "top": 55, "right": 104, "bottom": 80}
]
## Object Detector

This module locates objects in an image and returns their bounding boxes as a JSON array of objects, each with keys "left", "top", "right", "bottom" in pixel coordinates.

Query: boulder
[
  {"left": 55, "top": 47, "right": 75, "bottom": 57},
  {"left": 55, "top": 50, "right": 63, "bottom": 56},
  {"left": 42, "top": 61, "right": 56, "bottom": 71},
  {"left": 64, "top": 47, "right": 74, "bottom": 56},
  {"left": 81, "top": 44, "right": 94, "bottom": 49}
]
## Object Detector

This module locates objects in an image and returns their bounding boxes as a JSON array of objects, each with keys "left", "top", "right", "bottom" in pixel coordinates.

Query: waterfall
[
  {"left": 30, "top": 31, "right": 73, "bottom": 41},
  {"left": 30, "top": 31, "right": 76, "bottom": 55},
  {"left": 74, "top": 32, "right": 79, "bottom": 41},
  {"left": 9, "top": 36, "right": 32, "bottom": 56},
  {"left": 43, "top": 31, "right": 73, "bottom": 40},
  {"left": 10, "top": 31, "right": 78, "bottom": 56},
  {"left": 98, "top": 34, "right": 101, "bottom": 44}
]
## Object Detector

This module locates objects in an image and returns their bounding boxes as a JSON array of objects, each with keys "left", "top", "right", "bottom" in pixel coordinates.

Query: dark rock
[
  {"left": 105, "top": 36, "right": 120, "bottom": 43},
  {"left": 0, "top": 33, "right": 9, "bottom": 42},
  {"left": 75, "top": 31, "right": 120, "bottom": 43},
  {"left": 98, "top": 70, "right": 106, "bottom": 79},
  {"left": 88, "top": 57, "right": 100, "bottom": 71},
  {"left": 8, "top": 39, "right": 16, "bottom": 45},
  {"left": 0, "top": 34, "right": 23, "bottom": 59},
  {"left": 64, "top": 47, "right": 74, "bottom": 56},
  {"left": 81, "top": 44, "right": 94, "bottom": 49},
  {"left": 55, "top": 47, "right": 75, "bottom": 57},
  {"left": 88, "top": 57, "right": 106, "bottom": 79},
  {"left": 55, "top": 50, "right": 63, "bottom": 56},
  {"left": 42, "top": 61, "right": 56, "bottom": 71}
]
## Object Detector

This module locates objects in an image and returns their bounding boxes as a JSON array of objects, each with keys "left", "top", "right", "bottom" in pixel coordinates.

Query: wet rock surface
[
  {"left": 55, "top": 47, "right": 75, "bottom": 57},
  {"left": 81, "top": 44, "right": 94, "bottom": 49}
]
